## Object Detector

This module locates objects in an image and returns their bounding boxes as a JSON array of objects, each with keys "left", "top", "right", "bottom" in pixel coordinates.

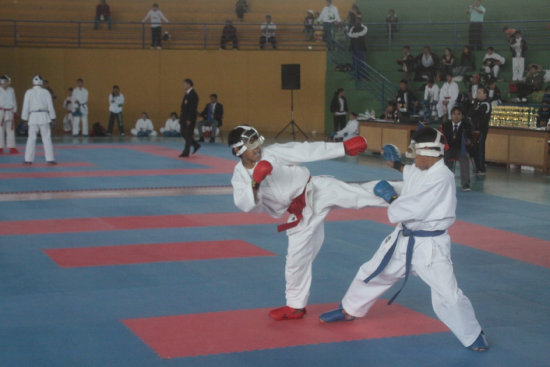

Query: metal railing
[
  {"left": 329, "top": 37, "right": 397, "bottom": 112},
  {"left": 1, "top": 18, "right": 548, "bottom": 52},
  {"left": 0, "top": 19, "right": 327, "bottom": 50}
]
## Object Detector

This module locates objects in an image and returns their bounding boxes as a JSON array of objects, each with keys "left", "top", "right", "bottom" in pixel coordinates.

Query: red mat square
[
  {"left": 43, "top": 240, "right": 274, "bottom": 267},
  {"left": 122, "top": 301, "right": 449, "bottom": 359}
]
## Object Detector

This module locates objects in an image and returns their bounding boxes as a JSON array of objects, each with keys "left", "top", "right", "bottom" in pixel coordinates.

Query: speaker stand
[{"left": 275, "top": 89, "right": 308, "bottom": 141}]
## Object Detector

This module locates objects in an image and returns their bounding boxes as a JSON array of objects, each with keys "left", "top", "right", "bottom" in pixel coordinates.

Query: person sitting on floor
[
  {"left": 131, "top": 112, "right": 157, "bottom": 137},
  {"left": 160, "top": 112, "right": 181, "bottom": 137},
  {"left": 332, "top": 112, "right": 359, "bottom": 141}
]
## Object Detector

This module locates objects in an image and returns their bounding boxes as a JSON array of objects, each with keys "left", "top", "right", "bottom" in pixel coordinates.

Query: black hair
[
  {"left": 184, "top": 78, "right": 194, "bottom": 87},
  {"left": 228, "top": 127, "right": 246, "bottom": 155},
  {"left": 170, "top": 112, "right": 178, "bottom": 117},
  {"left": 77, "top": 78, "right": 83, "bottom": 82},
  {"left": 427, "top": 76, "right": 435, "bottom": 84},
  {"left": 403, "top": 45, "right": 410, "bottom": 50},
  {"left": 412, "top": 127, "right": 444, "bottom": 145},
  {"left": 334, "top": 88, "right": 344, "bottom": 96},
  {"left": 400, "top": 79, "right": 408, "bottom": 84},
  {"left": 487, "top": 46, "right": 494, "bottom": 51},
  {"left": 388, "top": 100, "right": 397, "bottom": 107},
  {"left": 350, "top": 112, "right": 358, "bottom": 117},
  {"left": 451, "top": 106, "right": 463, "bottom": 114},
  {"left": 477, "top": 86, "right": 488, "bottom": 95},
  {"left": 210, "top": 94, "right": 218, "bottom": 99},
  {"left": 68, "top": 87, "right": 73, "bottom": 91},
  {"left": 113, "top": 85, "right": 119, "bottom": 89}
]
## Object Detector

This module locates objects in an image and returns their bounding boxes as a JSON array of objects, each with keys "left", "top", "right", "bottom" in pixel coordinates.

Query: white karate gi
[
  {"left": 160, "top": 118, "right": 181, "bottom": 134},
  {"left": 131, "top": 118, "right": 157, "bottom": 136},
  {"left": 22, "top": 86, "right": 56, "bottom": 162},
  {"left": 424, "top": 84, "right": 440, "bottom": 103},
  {"left": 334, "top": 119, "right": 358, "bottom": 141},
  {"left": 231, "top": 142, "right": 390, "bottom": 309},
  {"left": 341, "top": 159, "right": 482, "bottom": 347},
  {"left": 71, "top": 87, "right": 89, "bottom": 136},
  {"left": 63, "top": 96, "right": 73, "bottom": 133},
  {"left": 437, "top": 81, "right": 459, "bottom": 119},
  {"left": 0, "top": 86, "right": 17, "bottom": 149},
  {"left": 482, "top": 52, "right": 505, "bottom": 78}
]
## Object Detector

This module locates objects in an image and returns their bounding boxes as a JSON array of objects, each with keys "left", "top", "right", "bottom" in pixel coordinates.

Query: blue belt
[{"left": 363, "top": 224, "right": 445, "bottom": 305}]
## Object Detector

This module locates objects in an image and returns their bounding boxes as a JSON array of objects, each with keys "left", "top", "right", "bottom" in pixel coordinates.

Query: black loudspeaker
[{"left": 281, "top": 64, "right": 301, "bottom": 90}]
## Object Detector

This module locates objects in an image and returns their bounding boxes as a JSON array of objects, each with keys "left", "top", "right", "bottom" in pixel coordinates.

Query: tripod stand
[{"left": 275, "top": 89, "right": 308, "bottom": 140}]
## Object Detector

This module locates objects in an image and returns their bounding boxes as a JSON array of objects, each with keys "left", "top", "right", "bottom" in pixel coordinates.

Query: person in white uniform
[
  {"left": 332, "top": 112, "right": 359, "bottom": 141},
  {"left": 320, "top": 127, "right": 489, "bottom": 352},
  {"left": 71, "top": 78, "right": 89, "bottom": 137},
  {"left": 437, "top": 72, "right": 459, "bottom": 121},
  {"left": 160, "top": 112, "right": 181, "bottom": 137},
  {"left": 131, "top": 112, "right": 157, "bottom": 137},
  {"left": 229, "top": 126, "right": 392, "bottom": 321},
  {"left": 423, "top": 76, "right": 439, "bottom": 121},
  {"left": 22, "top": 75, "right": 56, "bottom": 165},
  {"left": 62, "top": 88, "right": 73, "bottom": 134},
  {"left": 482, "top": 47, "right": 505, "bottom": 79},
  {"left": 0, "top": 75, "right": 18, "bottom": 154}
]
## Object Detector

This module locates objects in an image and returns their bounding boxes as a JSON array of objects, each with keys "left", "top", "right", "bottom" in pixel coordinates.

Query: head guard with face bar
[
  {"left": 405, "top": 127, "right": 445, "bottom": 158},
  {"left": 230, "top": 126, "right": 265, "bottom": 157}
]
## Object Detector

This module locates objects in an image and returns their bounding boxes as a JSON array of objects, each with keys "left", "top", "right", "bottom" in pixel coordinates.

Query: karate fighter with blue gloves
[{"left": 320, "top": 127, "right": 489, "bottom": 352}]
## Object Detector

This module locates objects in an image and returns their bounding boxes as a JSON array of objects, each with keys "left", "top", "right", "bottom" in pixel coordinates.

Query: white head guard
[
  {"left": 32, "top": 75, "right": 43, "bottom": 86},
  {"left": 230, "top": 126, "right": 265, "bottom": 157},
  {"left": 405, "top": 127, "right": 445, "bottom": 158}
]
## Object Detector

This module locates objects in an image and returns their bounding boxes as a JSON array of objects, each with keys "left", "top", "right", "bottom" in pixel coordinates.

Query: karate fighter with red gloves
[{"left": 229, "top": 126, "right": 390, "bottom": 321}]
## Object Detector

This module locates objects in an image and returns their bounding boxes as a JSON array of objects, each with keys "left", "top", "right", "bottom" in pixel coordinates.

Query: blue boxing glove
[
  {"left": 382, "top": 144, "right": 401, "bottom": 162},
  {"left": 374, "top": 180, "right": 398, "bottom": 203}
]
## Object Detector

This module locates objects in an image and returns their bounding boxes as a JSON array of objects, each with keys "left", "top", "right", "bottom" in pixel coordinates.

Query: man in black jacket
[
  {"left": 179, "top": 78, "right": 200, "bottom": 157},
  {"left": 197, "top": 94, "right": 224, "bottom": 143},
  {"left": 442, "top": 106, "right": 475, "bottom": 191},
  {"left": 468, "top": 86, "right": 491, "bottom": 174}
]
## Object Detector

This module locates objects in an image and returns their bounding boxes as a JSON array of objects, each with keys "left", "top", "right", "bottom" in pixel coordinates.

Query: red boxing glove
[
  {"left": 344, "top": 136, "right": 368, "bottom": 156},
  {"left": 252, "top": 160, "right": 273, "bottom": 184}
]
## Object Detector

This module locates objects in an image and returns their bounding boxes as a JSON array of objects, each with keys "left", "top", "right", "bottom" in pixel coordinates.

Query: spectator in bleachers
[
  {"left": 414, "top": 46, "right": 439, "bottom": 81},
  {"left": 348, "top": 20, "right": 368, "bottom": 79},
  {"left": 304, "top": 10, "right": 315, "bottom": 41},
  {"left": 235, "top": 0, "right": 248, "bottom": 22},
  {"left": 467, "top": 0, "right": 485, "bottom": 50},
  {"left": 455, "top": 46, "right": 476, "bottom": 77},
  {"left": 396, "top": 45, "right": 414, "bottom": 81},
  {"left": 510, "top": 30, "right": 527, "bottom": 82},
  {"left": 487, "top": 78, "right": 502, "bottom": 106},
  {"left": 482, "top": 47, "right": 505, "bottom": 80},
  {"left": 220, "top": 20, "right": 238, "bottom": 50},
  {"left": 395, "top": 79, "right": 418, "bottom": 113},
  {"left": 260, "top": 15, "right": 277, "bottom": 50},
  {"left": 437, "top": 73, "right": 459, "bottom": 121},
  {"left": 131, "top": 112, "right": 157, "bottom": 137},
  {"left": 330, "top": 88, "right": 348, "bottom": 131},
  {"left": 515, "top": 64, "right": 544, "bottom": 102},
  {"left": 467, "top": 74, "right": 483, "bottom": 107},
  {"left": 71, "top": 78, "right": 89, "bottom": 136},
  {"left": 442, "top": 106, "right": 474, "bottom": 190},
  {"left": 386, "top": 9, "right": 398, "bottom": 39},
  {"left": 332, "top": 112, "right": 358, "bottom": 141},
  {"left": 107, "top": 85, "right": 125, "bottom": 136},
  {"left": 198, "top": 94, "right": 223, "bottom": 143},
  {"left": 160, "top": 112, "right": 181, "bottom": 137},
  {"left": 502, "top": 26, "right": 517, "bottom": 42},
  {"left": 62, "top": 88, "right": 73, "bottom": 134},
  {"left": 318, "top": 0, "right": 341, "bottom": 50},
  {"left": 380, "top": 100, "right": 398, "bottom": 121},
  {"left": 142, "top": 3, "right": 169, "bottom": 50},
  {"left": 423, "top": 76, "right": 440, "bottom": 120},
  {"left": 440, "top": 48, "right": 456, "bottom": 78},
  {"left": 94, "top": 0, "right": 112, "bottom": 30}
]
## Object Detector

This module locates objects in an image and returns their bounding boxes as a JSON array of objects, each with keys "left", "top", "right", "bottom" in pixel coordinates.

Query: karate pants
[
  {"left": 63, "top": 114, "right": 73, "bottom": 133},
  {"left": 341, "top": 227, "right": 482, "bottom": 347},
  {"left": 283, "top": 177, "right": 392, "bottom": 309},
  {"left": 437, "top": 100, "right": 454, "bottom": 119},
  {"left": 512, "top": 57, "right": 525, "bottom": 81},
  {"left": 0, "top": 111, "right": 16, "bottom": 148},
  {"left": 73, "top": 114, "right": 88, "bottom": 136},
  {"left": 25, "top": 123, "right": 55, "bottom": 162}
]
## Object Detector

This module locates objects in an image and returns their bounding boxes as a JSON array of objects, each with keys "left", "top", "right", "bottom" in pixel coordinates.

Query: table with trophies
[
  {"left": 486, "top": 105, "right": 550, "bottom": 172},
  {"left": 358, "top": 118, "right": 419, "bottom": 154}
]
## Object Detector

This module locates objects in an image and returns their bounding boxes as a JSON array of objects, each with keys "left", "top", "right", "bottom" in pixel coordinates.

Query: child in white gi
[
  {"left": 131, "top": 112, "right": 157, "bottom": 137},
  {"left": 22, "top": 75, "right": 57, "bottom": 165},
  {"left": 437, "top": 73, "right": 459, "bottom": 121},
  {"left": 72, "top": 78, "right": 89, "bottom": 137},
  {"left": 320, "top": 127, "right": 489, "bottom": 352},
  {"left": 160, "top": 112, "right": 181, "bottom": 137},
  {"left": 0, "top": 75, "right": 18, "bottom": 154},
  {"left": 229, "top": 126, "right": 390, "bottom": 321},
  {"left": 63, "top": 88, "right": 73, "bottom": 134},
  {"left": 332, "top": 112, "right": 359, "bottom": 142}
]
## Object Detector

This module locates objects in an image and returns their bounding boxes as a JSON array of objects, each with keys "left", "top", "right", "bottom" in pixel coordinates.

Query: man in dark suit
[
  {"left": 442, "top": 106, "right": 474, "bottom": 191},
  {"left": 179, "top": 78, "right": 200, "bottom": 157},
  {"left": 197, "top": 94, "right": 224, "bottom": 143}
]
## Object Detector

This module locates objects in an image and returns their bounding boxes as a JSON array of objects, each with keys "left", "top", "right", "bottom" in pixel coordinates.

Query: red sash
[{"left": 277, "top": 177, "right": 311, "bottom": 232}]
